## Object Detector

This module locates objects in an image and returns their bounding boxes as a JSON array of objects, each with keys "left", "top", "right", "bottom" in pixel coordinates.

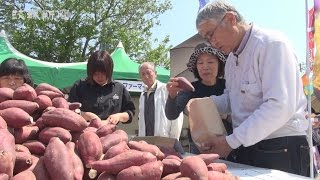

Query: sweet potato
[
  {"left": 32, "top": 156, "right": 50, "bottom": 180},
  {"left": 88, "top": 118, "right": 102, "bottom": 129},
  {"left": 162, "top": 158, "right": 181, "bottom": 177},
  {"left": 96, "top": 123, "right": 117, "bottom": 137},
  {"left": 97, "top": 172, "right": 116, "bottom": 180},
  {"left": 0, "top": 129, "right": 16, "bottom": 178},
  {"left": 13, "top": 151, "right": 33, "bottom": 175},
  {"left": 34, "top": 117, "right": 45, "bottom": 130},
  {"left": 14, "top": 126, "right": 39, "bottom": 144},
  {"left": 161, "top": 172, "right": 182, "bottom": 180},
  {"left": 33, "top": 95, "right": 52, "bottom": 111},
  {"left": 25, "top": 155, "right": 39, "bottom": 172},
  {"left": 77, "top": 131, "right": 103, "bottom": 168},
  {"left": 0, "top": 116, "right": 7, "bottom": 129},
  {"left": 35, "top": 83, "right": 63, "bottom": 96},
  {"left": 180, "top": 156, "right": 208, "bottom": 180},
  {"left": 207, "top": 162, "right": 227, "bottom": 173},
  {"left": 128, "top": 140, "right": 165, "bottom": 160},
  {"left": 42, "top": 108, "right": 88, "bottom": 131},
  {"left": 0, "top": 100, "right": 39, "bottom": 115},
  {"left": 11, "top": 170, "right": 36, "bottom": 180},
  {"left": 13, "top": 83, "right": 37, "bottom": 101},
  {"left": 165, "top": 155, "right": 182, "bottom": 161},
  {"left": 15, "top": 144, "right": 30, "bottom": 154},
  {"left": 159, "top": 145, "right": 183, "bottom": 159},
  {"left": 37, "top": 90, "right": 64, "bottom": 99},
  {"left": 84, "top": 126, "right": 97, "bottom": 133},
  {"left": 0, "top": 108, "right": 33, "bottom": 128},
  {"left": 0, "top": 173, "right": 9, "bottom": 180},
  {"left": 69, "top": 102, "right": 82, "bottom": 110},
  {"left": 104, "top": 141, "right": 130, "bottom": 160},
  {"left": 117, "top": 160, "right": 163, "bottom": 180},
  {"left": 38, "top": 127, "right": 72, "bottom": 144},
  {"left": 22, "top": 140, "right": 46, "bottom": 156},
  {"left": 66, "top": 142, "right": 84, "bottom": 180},
  {"left": 43, "top": 137, "right": 74, "bottom": 180},
  {"left": 52, "top": 97, "right": 69, "bottom": 109},
  {"left": 196, "top": 153, "right": 220, "bottom": 165},
  {"left": 0, "top": 87, "right": 14, "bottom": 103},
  {"left": 90, "top": 149, "right": 157, "bottom": 174},
  {"left": 208, "top": 170, "right": 238, "bottom": 180},
  {"left": 100, "top": 129, "right": 128, "bottom": 153},
  {"left": 176, "top": 77, "right": 195, "bottom": 92}
]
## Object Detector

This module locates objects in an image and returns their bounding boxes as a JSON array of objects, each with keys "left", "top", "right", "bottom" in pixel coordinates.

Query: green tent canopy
[{"left": 0, "top": 30, "right": 170, "bottom": 89}]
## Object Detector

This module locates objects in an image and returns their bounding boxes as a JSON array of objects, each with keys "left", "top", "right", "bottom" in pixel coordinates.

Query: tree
[{"left": 0, "top": 0, "right": 172, "bottom": 68}]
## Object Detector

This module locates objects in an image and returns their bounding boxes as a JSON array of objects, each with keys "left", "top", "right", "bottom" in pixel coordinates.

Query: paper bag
[{"left": 188, "top": 97, "right": 227, "bottom": 150}]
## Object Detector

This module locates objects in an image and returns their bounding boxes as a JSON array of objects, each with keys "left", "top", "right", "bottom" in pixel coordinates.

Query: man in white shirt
[
  {"left": 194, "top": 0, "right": 309, "bottom": 176},
  {"left": 138, "top": 62, "right": 183, "bottom": 140}
]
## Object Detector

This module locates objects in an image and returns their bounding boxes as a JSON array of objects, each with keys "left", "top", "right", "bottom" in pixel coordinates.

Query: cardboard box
[{"left": 131, "top": 136, "right": 185, "bottom": 154}]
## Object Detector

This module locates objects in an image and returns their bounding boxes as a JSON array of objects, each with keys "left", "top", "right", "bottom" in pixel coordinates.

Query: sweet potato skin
[
  {"left": 33, "top": 95, "right": 52, "bottom": 111},
  {"left": 207, "top": 162, "right": 227, "bottom": 173},
  {"left": 77, "top": 131, "right": 103, "bottom": 168},
  {"left": 0, "top": 100, "right": 39, "bottom": 115},
  {"left": 0, "top": 88, "right": 14, "bottom": 103},
  {"left": 180, "top": 156, "right": 208, "bottom": 180},
  {"left": 100, "top": 129, "right": 128, "bottom": 153},
  {"left": 0, "top": 108, "right": 33, "bottom": 128},
  {"left": 161, "top": 158, "right": 181, "bottom": 177},
  {"left": 117, "top": 160, "right": 163, "bottom": 180},
  {"left": 32, "top": 156, "right": 50, "bottom": 180},
  {"left": 43, "top": 137, "right": 74, "bottom": 180},
  {"left": 90, "top": 149, "right": 157, "bottom": 174},
  {"left": 13, "top": 83, "right": 37, "bottom": 101},
  {"left": 22, "top": 140, "right": 46, "bottom": 156},
  {"left": 66, "top": 142, "right": 84, "bottom": 180},
  {"left": 96, "top": 123, "right": 117, "bottom": 137},
  {"left": 52, "top": 97, "right": 69, "bottom": 109},
  {"left": 128, "top": 140, "right": 165, "bottom": 160},
  {"left": 38, "top": 127, "right": 72, "bottom": 144},
  {"left": 13, "top": 151, "right": 33, "bottom": 175},
  {"left": 14, "top": 126, "right": 39, "bottom": 144},
  {"left": 0, "top": 129, "right": 16, "bottom": 178},
  {"left": 104, "top": 141, "right": 130, "bottom": 160},
  {"left": 0, "top": 173, "right": 9, "bottom": 180},
  {"left": 11, "top": 170, "right": 36, "bottom": 180}
]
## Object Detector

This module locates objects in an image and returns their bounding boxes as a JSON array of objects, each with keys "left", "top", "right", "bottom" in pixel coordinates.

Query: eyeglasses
[{"left": 204, "top": 14, "right": 226, "bottom": 43}]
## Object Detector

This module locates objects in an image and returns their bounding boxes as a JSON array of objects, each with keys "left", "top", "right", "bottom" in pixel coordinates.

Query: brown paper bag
[{"left": 188, "top": 97, "right": 227, "bottom": 150}]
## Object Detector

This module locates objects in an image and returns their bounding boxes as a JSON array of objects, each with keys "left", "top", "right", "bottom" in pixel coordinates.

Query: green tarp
[{"left": 0, "top": 30, "right": 170, "bottom": 89}]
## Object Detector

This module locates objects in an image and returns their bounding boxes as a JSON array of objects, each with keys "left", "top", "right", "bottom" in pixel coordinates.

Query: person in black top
[
  {"left": 68, "top": 50, "right": 135, "bottom": 124},
  {"left": 165, "top": 43, "right": 227, "bottom": 154}
]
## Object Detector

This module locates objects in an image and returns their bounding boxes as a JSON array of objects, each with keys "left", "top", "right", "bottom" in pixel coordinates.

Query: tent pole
[{"left": 306, "top": 0, "right": 315, "bottom": 178}]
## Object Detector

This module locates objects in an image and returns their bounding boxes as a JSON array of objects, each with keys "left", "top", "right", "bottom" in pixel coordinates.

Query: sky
[{"left": 152, "top": 0, "right": 311, "bottom": 65}]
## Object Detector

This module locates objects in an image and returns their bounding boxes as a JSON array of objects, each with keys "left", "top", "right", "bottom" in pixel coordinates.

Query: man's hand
[{"left": 200, "top": 135, "right": 233, "bottom": 158}]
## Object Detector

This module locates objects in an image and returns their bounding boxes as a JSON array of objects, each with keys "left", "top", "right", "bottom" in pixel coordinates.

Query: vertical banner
[
  {"left": 198, "top": 0, "right": 209, "bottom": 11},
  {"left": 313, "top": 0, "right": 320, "bottom": 97}
]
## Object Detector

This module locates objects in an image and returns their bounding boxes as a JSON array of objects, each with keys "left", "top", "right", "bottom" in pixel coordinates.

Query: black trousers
[{"left": 227, "top": 136, "right": 310, "bottom": 177}]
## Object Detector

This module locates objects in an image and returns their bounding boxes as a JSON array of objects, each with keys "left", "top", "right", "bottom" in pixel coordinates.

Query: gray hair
[
  {"left": 139, "top": 62, "right": 156, "bottom": 72},
  {"left": 196, "top": 0, "right": 245, "bottom": 29}
]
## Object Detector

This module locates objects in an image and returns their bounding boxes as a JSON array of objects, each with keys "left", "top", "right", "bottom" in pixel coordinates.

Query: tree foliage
[{"left": 0, "top": 0, "right": 172, "bottom": 68}]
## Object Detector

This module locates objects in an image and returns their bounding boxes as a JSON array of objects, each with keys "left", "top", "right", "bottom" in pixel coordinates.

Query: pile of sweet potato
[{"left": 0, "top": 83, "right": 238, "bottom": 180}]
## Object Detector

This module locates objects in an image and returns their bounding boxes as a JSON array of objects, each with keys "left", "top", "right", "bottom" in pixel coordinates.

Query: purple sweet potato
[
  {"left": 43, "top": 137, "right": 74, "bottom": 180},
  {"left": 68, "top": 102, "right": 82, "bottom": 110},
  {"left": 180, "top": 156, "right": 208, "bottom": 180},
  {"left": 128, "top": 140, "right": 165, "bottom": 160},
  {"left": 37, "top": 90, "right": 63, "bottom": 99},
  {"left": 32, "top": 156, "right": 50, "bottom": 180},
  {"left": 0, "top": 108, "right": 33, "bottom": 128},
  {"left": 33, "top": 95, "right": 52, "bottom": 111},
  {"left": 0, "top": 116, "right": 7, "bottom": 129},
  {"left": 22, "top": 140, "right": 46, "bottom": 156},
  {"left": 0, "top": 100, "right": 39, "bottom": 115},
  {"left": 0, "top": 88, "right": 14, "bottom": 103},
  {"left": 42, "top": 108, "right": 88, "bottom": 131},
  {"left": 11, "top": 170, "right": 36, "bottom": 180},
  {"left": 100, "top": 129, "right": 128, "bottom": 153},
  {"left": 104, "top": 141, "right": 130, "bottom": 160},
  {"left": 14, "top": 126, "right": 39, "bottom": 144},
  {"left": 35, "top": 83, "right": 63, "bottom": 96},
  {"left": 117, "top": 160, "right": 163, "bottom": 180},
  {"left": 38, "top": 127, "right": 72, "bottom": 144},
  {"left": 77, "top": 131, "right": 103, "bottom": 168},
  {"left": 0, "top": 129, "right": 16, "bottom": 178},
  {"left": 96, "top": 123, "right": 117, "bottom": 137},
  {"left": 176, "top": 77, "right": 195, "bottom": 92},
  {"left": 52, "top": 97, "right": 69, "bottom": 109},
  {"left": 13, "top": 83, "right": 37, "bottom": 101},
  {"left": 90, "top": 149, "right": 157, "bottom": 174},
  {"left": 13, "top": 151, "right": 33, "bottom": 175},
  {"left": 66, "top": 142, "right": 84, "bottom": 180},
  {"left": 161, "top": 158, "right": 181, "bottom": 177}
]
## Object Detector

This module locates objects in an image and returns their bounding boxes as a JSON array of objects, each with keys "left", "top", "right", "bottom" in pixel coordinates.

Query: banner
[
  {"left": 313, "top": 0, "right": 320, "bottom": 98},
  {"left": 198, "top": 0, "right": 209, "bottom": 11},
  {"left": 116, "top": 80, "right": 144, "bottom": 92}
]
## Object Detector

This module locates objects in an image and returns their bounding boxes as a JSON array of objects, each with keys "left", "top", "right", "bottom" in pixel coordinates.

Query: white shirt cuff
[{"left": 226, "top": 133, "right": 242, "bottom": 149}]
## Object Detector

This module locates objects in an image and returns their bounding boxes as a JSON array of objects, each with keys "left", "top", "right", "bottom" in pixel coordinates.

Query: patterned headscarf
[{"left": 187, "top": 43, "right": 227, "bottom": 72}]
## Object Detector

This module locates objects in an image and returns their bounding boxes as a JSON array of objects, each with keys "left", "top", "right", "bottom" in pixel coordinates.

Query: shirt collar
[
  {"left": 143, "top": 80, "right": 157, "bottom": 92},
  {"left": 233, "top": 23, "right": 253, "bottom": 56}
]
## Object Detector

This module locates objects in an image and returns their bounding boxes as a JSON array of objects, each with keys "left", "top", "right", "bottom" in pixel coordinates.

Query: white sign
[{"left": 117, "top": 80, "right": 144, "bottom": 92}]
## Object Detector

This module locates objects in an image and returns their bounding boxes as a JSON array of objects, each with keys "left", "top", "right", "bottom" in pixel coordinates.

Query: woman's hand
[
  {"left": 166, "top": 77, "right": 182, "bottom": 99},
  {"left": 107, "top": 113, "right": 122, "bottom": 124}
]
